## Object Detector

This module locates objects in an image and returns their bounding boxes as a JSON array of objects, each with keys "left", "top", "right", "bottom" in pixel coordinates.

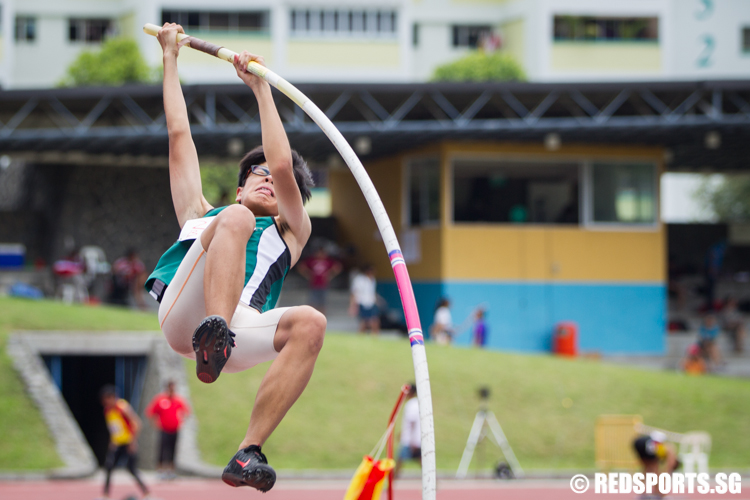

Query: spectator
[
  {"left": 721, "top": 297, "right": 745, "bottom": 353},
  {"left": 109, "top": 248, "right": 147, "bottom": 308},
  {"left": 633, "top": 431, "right": 679, "bottom": 499},
  {"left": 350, "top": 264, "right": 379, "bottom": 334},
  {"left": 704, "top": 241, "right": 726, "bottom": 311},
  {"left": 297, "top": 246, "right": 342, "bottom": 314},
  {"left": 146, "top": 381, "right": 190, "bottom": 479},
  {"left": 698, "top": 313, "right": 723, "bottom": 369},
  {"left": 53, "top": 248, "right": 88, "bottom": 304},
  {"left": 100, "top": 385, "right": 149, "bottom": 499},
  {"left": 472, "top": 308, "right": 488, "bottom": 348},
  {"left": 394, "top": 384, "right": 421, "bottom": 478},
  {"left": 682, "top": 343, "right": 707, "bottom": 375},
  {"left": 430, "top": 298, "right": 453, "bottom": 345}
]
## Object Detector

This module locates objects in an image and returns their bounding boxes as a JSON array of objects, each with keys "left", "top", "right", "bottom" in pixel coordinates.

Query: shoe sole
[
  {"left": 192, "top": 316, "right": 230, "bottom": 384},
  {"left": 221, "top": 466, "right": 276, "bottom": 493}
]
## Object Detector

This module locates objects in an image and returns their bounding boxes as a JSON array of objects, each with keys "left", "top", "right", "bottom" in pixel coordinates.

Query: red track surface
[{"left": 1, "top": 476, "right": 747, "bottom": 500}]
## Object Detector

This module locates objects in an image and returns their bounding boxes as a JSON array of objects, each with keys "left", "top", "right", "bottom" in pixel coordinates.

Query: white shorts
[{"left": 158, "top": 238, "right": 290, "bottom": 373}]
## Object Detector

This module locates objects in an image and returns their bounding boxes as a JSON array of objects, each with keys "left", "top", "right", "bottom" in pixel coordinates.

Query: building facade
[
  {"left": 331, "top": 141, "right": 666, "bottom": 354},
  {"left": 1, "top": 0, "right": 750, "bottom": 89}
]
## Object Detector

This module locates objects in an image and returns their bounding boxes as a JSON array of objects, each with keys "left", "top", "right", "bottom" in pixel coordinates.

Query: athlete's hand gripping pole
[{"left": 143, "top": 23, "right": 437, "bottom": 500}]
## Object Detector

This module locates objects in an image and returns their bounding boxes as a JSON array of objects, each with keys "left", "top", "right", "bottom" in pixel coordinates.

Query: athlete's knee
[
  {"left": 294, "top": 306, "right": 326, "bottom": 354},
  {"left": 215, "top": 204, "right": 256, "bottom": 238}
]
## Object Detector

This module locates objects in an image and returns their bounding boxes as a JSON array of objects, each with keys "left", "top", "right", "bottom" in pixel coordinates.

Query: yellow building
[{"left": 332, "top": 141, "right": 665, "bottom": 353}]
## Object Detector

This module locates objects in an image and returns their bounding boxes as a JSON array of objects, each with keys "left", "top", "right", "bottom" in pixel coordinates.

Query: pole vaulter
[{"left": 143, "top": 23, "right": 437, "bottom": 500}]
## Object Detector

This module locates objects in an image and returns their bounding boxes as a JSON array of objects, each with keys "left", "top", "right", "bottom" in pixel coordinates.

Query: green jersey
[{"left": 146, "top": 206, "right": 291, "bottom": 312}]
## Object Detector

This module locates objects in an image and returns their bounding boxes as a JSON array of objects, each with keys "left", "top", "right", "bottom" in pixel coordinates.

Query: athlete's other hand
[
  {"left": 157, "top": 23, "right": 189, "bottom": 59},
  {"left": 233, "top": 51, "right": 267, "bottom": 91},
  {"left": 128, "top": 442, "right": 138, "bottom": 454}
]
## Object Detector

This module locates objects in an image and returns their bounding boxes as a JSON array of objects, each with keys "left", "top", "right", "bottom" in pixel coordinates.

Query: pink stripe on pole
[{"left": 392, "top": 261, "right": 422, "bottom": 332}]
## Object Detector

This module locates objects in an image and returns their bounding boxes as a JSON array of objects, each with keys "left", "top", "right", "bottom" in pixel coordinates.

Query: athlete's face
[{"left": 237, "top": 162, "right": 278, "bottom": 216}]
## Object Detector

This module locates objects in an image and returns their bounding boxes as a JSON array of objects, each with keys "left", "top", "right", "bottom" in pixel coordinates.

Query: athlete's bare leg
[
  {"left": 200, "top": 205, "right": 256, "bottom": 321},
  {"left": 239, "top": 305, "right": 326, "bottom": 448}
]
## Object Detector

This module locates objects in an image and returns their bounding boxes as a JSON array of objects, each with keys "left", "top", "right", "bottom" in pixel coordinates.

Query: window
[
  {"left": 453, "top": 160, "right": 580, "bottom": 224},
  {"left": 590, "top": 163, "right": 656, "bottom": 224},
  {"left": 290, "top": 9, "right": 397, "bottom": 38},
  {"left": 452, "top": 25, "right": 492, "bottom": 48},
  {"left": 15, "top": 17, "right": 36, "bottom": 42},
  {"left": 69, "top": 19, "right": 113, "bottom": 42},
  {"left": 408, "top": 158, "right": 441, "bottom": 226},
  {"left": 412, "top": 23, "right": 419, "bottom": 47},
  {"left": 743, "top": 27, "right": 750, "bottom": 53},
  {"left": 161, "top": 10, "right": 270, "bottom": 33},
  {"left": 553, "top": 16, "right": 658, "bottom": 42}
]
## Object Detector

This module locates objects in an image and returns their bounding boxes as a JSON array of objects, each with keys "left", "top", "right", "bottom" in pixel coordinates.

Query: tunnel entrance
[{"left": 42, "top": 355, "right": 147, "bottom": 465}]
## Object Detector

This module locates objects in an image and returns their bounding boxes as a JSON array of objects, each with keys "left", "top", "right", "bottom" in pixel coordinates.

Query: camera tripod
[{"left": 456, "top": 398, "right": 524, "bottom": 479}]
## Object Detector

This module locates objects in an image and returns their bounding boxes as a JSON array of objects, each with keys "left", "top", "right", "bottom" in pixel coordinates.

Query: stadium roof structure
[{"left": 1, "top": 79, "right": 749, "bottom": 171}]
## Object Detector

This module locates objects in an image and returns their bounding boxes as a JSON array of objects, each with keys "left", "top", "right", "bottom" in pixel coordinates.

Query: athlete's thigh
[
  {"left": 223, "top": 305, "right": 292, "bottom": 373},
  {"left": 158, "top": 238, "right": 207, "bottom": 357}
]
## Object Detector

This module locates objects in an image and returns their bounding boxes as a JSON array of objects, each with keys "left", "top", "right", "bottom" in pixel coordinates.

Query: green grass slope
[
  {"left": 0, "top": 297, "right": 158, "bottom": 470},
  {"left": 190, "top": 333, "right": 750, "bottom": 471},
  {"left": 2, "top": 296, "right": 748, "bottom": 472}
]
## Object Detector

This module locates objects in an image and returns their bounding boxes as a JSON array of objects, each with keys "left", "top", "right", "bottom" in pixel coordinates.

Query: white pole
[{"left": 143, "top": 23, "right": 437, "bottom": 500}]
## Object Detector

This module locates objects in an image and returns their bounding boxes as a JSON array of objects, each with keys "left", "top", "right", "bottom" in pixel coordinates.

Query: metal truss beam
[{"left": 0, "top": 80, "right": 749, "bottom": 159}]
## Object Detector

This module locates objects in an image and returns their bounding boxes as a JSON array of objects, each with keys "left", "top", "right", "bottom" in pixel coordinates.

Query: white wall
[{"left": 668, "top": 0, "right": 750, "bottom": 79}]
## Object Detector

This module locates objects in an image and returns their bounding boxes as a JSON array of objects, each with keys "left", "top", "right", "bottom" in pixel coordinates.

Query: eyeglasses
[{"left": 249, "top": 165, "right": 271, "bottom": 177}]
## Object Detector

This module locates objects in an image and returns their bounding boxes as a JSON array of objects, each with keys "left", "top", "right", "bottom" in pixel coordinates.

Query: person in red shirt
[
  {"left": 146, "top": 381, "right": 190, "bottom": 478},
  {"left": 109, "top": 248, "right": 147, "bottom": 309},
  {"left": 297, "top": 247, "right": 342, "bottom": 314}
]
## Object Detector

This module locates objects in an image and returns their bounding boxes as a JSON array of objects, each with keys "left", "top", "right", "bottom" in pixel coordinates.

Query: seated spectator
[
  {"left": 698, "top": 313, "right": 723, "bottom": 370},
  {"left": 108, "top": 248, "right": 147, "bottom": 309},
  {"left": 682, "top": 344, "right": 706, "bottom": 375},
  {"left": 298, "top": 246, "right": 342, "bottom": 315},
  {"left": 721, "top": 298, "right": 745, "bottom": 353},
  {"left": 53, "top": 249, "right": 88, "bottom": 303}
]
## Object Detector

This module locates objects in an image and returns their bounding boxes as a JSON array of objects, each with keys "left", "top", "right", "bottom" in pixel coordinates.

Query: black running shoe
[
  {"left": 192, "top": 315, "right": 236, "bottom": 384},
  {"left": 221, "top": 445, "right": 276, "bottom": 492}
]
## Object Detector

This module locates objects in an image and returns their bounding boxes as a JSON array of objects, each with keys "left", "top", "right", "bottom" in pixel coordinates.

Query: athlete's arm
[
  {"left": 122, "top": 401, "right": 142, "bottom": 436},
  {"left": 233, "top": 52, "right": 311, "bottom": 251},
  {"left": 157, "top": 23, "right": 213, "bottom": 228}
]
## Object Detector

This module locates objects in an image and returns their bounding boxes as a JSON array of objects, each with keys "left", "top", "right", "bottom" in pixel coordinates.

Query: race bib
[{"left": 178, "top": 216, "right": 216, "bottom": 242}]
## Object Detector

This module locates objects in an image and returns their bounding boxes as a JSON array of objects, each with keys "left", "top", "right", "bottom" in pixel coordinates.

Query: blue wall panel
[{"left": 380, "top": 280, "right": 666, "bottom": 354}]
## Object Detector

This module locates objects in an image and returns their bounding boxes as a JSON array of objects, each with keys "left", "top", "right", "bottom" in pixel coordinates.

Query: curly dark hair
[{"left": 237, "top": 145, "right": 314, "bottom": 204}]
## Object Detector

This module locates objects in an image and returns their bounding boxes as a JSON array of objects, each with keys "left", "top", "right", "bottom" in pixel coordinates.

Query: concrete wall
[
  {"left": 0, "top": 163, "right": 179, "bottom": 272},
  {"left": 51, "top": 164, "right": 179, "bottom": 270}
]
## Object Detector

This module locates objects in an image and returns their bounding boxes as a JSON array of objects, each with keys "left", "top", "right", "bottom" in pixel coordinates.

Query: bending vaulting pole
[{"left": 143, "top": 23, "right": 437, "bottom": 500}]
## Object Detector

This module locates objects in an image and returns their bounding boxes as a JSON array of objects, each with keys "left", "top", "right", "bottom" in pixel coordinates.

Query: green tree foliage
[
  {"left": 695, "top": 175, "right": 750, "bottom": 222},
  {"left": 201, "top": 163, "right": 241, "bottom": 206},
  {"left": 61, "top": 38, "right": 152, "bottom": 86},
  {"left": 432, "top": 51, "right": 526, "bottom": 82}
]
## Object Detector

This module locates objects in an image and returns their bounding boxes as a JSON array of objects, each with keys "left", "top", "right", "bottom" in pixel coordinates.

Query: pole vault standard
[{"left": 143, "top": 24, "right": 437, "bottom": 500}]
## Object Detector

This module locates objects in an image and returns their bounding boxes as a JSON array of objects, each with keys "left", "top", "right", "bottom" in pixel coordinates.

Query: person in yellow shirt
[{"left": 100, "top": 385, "right": 149, "bottom": 499}]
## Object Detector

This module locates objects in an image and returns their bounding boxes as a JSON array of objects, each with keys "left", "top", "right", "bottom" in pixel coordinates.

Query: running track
[{"left": 1, "top": 476, "right": 747, "bottom": 500}]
